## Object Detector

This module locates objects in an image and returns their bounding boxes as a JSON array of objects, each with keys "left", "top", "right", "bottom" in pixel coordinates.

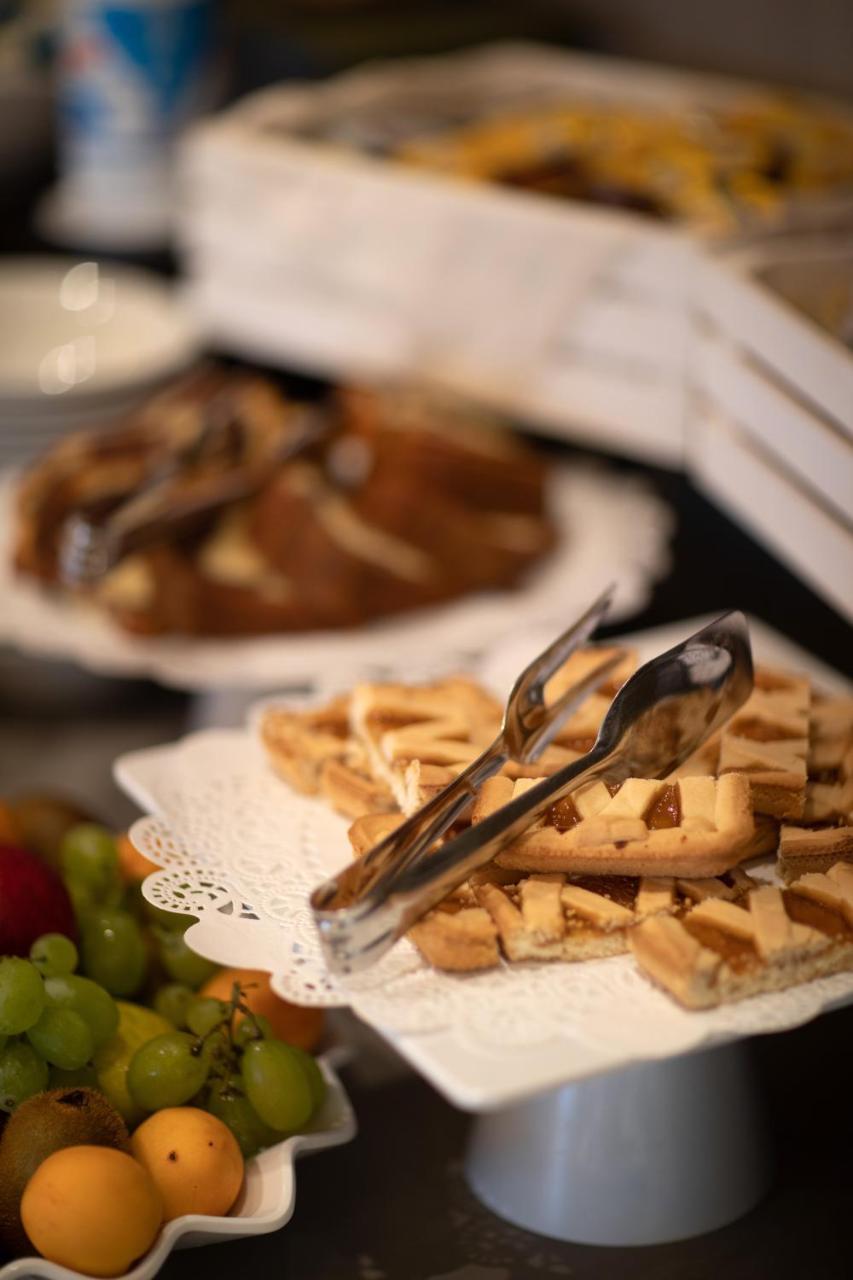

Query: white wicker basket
[
  {"left": 177, "top": 43, "right": 853, "bottom": 467},
  {"left": 689, "top": 237, "right": 853, "bottom": 621}
]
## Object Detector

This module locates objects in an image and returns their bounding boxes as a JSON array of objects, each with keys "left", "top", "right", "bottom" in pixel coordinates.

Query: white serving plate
[
  {"left": 0, "top": 1054, "right": 356, "bottom": 1280},
  {"left": 114, "top": 617, "right": 853, "bottom": 1113},
  {"left": 0, "top": 464, "right": 672, "bottom": 691},
  {"left": 0, "top": 259, "right": 198, "bottom": 405}
]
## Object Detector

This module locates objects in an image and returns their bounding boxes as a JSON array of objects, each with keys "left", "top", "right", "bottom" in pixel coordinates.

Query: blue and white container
[{"left": 44, "top": 0, "right": 217, "bottom": 249}]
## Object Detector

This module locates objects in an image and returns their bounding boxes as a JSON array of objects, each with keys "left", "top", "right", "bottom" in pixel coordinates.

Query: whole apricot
[
  {"left": 130, "top": 1108, "right": 244, "bottom": 1220},
  {"left": 200, "top": 967, "right": 324, "bottom": 1051},
  {"left": 21, "top": 1145, "right": 162, "bottom": 1277},
  {"left": 116, "top": 834, "right": 159, "bottom": 884}
]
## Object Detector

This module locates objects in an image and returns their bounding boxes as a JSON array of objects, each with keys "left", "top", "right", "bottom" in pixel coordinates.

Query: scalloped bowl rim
[{"left": 0, "top": 1054, "right": 356, "bottom": 1280}]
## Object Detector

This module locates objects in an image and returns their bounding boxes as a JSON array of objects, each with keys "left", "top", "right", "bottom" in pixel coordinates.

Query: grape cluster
[
  {"left": 0, "top": 940, "right": 119, "bottom": 1111},
  {"left": 60, "top": 824, "right": 218, "bottom": 997},
  {"left": 130, "top": 984, "right": 326, "bottom": 1157},
  {"left": 2, "top": 822, "right": 327, "bottom": 1160}
]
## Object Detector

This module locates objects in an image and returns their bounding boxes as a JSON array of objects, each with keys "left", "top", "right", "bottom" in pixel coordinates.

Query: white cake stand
[
  {"left": 464, "top": 1041, "right": 770, "bottom": 1245},
  {"left": 114, "top": 618, "right": 853, "bottom": 1248}
]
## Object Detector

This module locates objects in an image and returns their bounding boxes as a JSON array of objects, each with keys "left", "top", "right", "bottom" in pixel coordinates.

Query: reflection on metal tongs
[{"left": 311, "top": 605, "right": 754, "bottom": 976}]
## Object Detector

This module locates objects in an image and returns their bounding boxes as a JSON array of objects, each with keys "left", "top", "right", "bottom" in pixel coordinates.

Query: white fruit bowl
[{"left": 0, "top": 1053, "right": 356, "bottom": 1280}]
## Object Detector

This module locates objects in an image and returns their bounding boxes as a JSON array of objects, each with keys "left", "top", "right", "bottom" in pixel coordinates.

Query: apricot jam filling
[
  {"left": 731, "top": 717, "right": 802, "bottom": 742},
  {"left": 643, "top": 784, "right": 681, "bottom": 830}
]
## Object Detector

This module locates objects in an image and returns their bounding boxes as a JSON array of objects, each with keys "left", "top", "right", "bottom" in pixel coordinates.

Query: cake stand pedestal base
[{"left": 465, "top": 1040, "right": 771, "bottom": 1246}]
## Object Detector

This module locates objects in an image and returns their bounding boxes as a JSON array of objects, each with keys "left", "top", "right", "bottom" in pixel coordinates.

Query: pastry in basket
[
  {"left": 777, "top": 694, "right": 853, "bottom": 882},
  {"left": 13, "top": 374, "right": 555, "bottom": 637},
  {"left": 395, "top": 95, "right": 853, "bottom": 233},
  {"left": 631, "top": 861, "right": 853, "bottom": 1009}
]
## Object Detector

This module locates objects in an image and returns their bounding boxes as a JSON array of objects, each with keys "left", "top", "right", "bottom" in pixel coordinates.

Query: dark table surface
[{"left": 2, "top": 193, "right": 851, "bottom": 1279}]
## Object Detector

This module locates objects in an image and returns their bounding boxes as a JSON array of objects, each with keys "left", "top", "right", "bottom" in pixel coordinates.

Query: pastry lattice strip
[
  {"left": 718, "top": 667, "right": 810, "bottom": 819},
  {"left": 778, "top": 694, "right": 853, "bottom": 882},
  {"left": 630, "top": 861, "right": 853, "bottom": 1008},
  {"left": 471, "top": 771, "right": 765, "bottom": 878}
]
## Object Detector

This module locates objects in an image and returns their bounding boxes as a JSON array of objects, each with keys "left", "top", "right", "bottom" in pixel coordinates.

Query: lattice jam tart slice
[
  {"left": 718, "top": 668, "right": 810, "bottom": 820},
  {"left": 345, "top": 794, "right": 756, "bottom": 973},
  {"left": 348, "top": 676, "right": 504, "bottom": 814},
  {"left": 778, "top": 695, "right": 853, "bottom": 882},
  {"left": 406, "top": 868, "right": 756, "bottom": 973},
  {"left": 630, "top": 862, "right": 853, "bottom": 1009},
  {"left": 261, "top": 696, "right": 393, "bottom": 818},
  {"left": 475, "top": 772, "right": 760, "bottom": 878}
]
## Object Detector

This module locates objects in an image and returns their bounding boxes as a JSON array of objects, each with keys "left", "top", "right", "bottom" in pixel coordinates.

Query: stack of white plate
[{"left": 0, "top": 257, "right": 200, "bottom": 469}]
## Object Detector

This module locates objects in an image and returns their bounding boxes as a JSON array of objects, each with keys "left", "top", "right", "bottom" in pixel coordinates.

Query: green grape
[
  {"left": 0, "top": 1040, "right": 49, "bottom": 1112},
  {"left": 290, "top": 1046, "right": 327, "bottom": 1116},
  {"left": 60, "top": 824, "right": 120, "bottom": 902},
  {"left": 81, "top": 909, "right": 146, "bottom": 996},
  {"left": 66, "top": 876, "right": 97, "bottom": 920},
  {"left": 235, "top": 1014, "right": 272, "bottom": 1048},
  {"left": 30, "top": 933, "right": 79, "bottom": 978},
  {"left": 206, "top": 1079, "right": 280, "bottom": 1158},
  {"left": 156, "top": 931, "right": 218, "bottom": 989},
  {"left": 27, "top": 1007, "right": 93, "bottom": 1070},
  {"left": 186, "top": 997, "right": 229, "bottom": 1038},
  {"left": 153, "top": 983, "right": 194, "bottom": 1028},
  {"left": 127, "top": 1032, "right": 210, "bottom": 1111},
  {"left": 240, "top": 1039, "right": 313, "bottom": 1133},
  {"left": 44, "top": 974, "right": 119, "bottom": 1049},
  {"left": 49, "top": 1062, "right": 99, "bottom": 1089},
  {"left": 0, "top": 957, "right": 46, "bottom": 1035}
]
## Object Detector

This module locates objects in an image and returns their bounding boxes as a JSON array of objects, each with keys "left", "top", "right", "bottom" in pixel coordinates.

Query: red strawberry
[{"left": 0, "top": 845, "right": 77, "bottom": 955}]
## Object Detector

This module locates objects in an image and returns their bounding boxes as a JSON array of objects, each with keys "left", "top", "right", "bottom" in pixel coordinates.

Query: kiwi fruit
[{"left": 0, "top": 1087, "right": 129, "bottom": 1256}]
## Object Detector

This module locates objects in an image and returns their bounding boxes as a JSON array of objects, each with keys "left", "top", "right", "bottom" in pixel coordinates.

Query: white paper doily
[
  {"left": 1, "top": 464, "right": 670, "bottom": 690},
  {"left": 115, "top": 619, "right": 853, "bottom": 1109}
]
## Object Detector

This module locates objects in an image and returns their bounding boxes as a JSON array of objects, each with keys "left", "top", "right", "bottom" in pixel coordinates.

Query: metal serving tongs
[
  {"left": 58, "top": 397, "right": 328, "bottom": 586},
  {"left": 311, "top": 588, "right": 620, "bottom": 967},
  {"left": 311, "top": 608, "right": 754, "bottom": 975}
]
